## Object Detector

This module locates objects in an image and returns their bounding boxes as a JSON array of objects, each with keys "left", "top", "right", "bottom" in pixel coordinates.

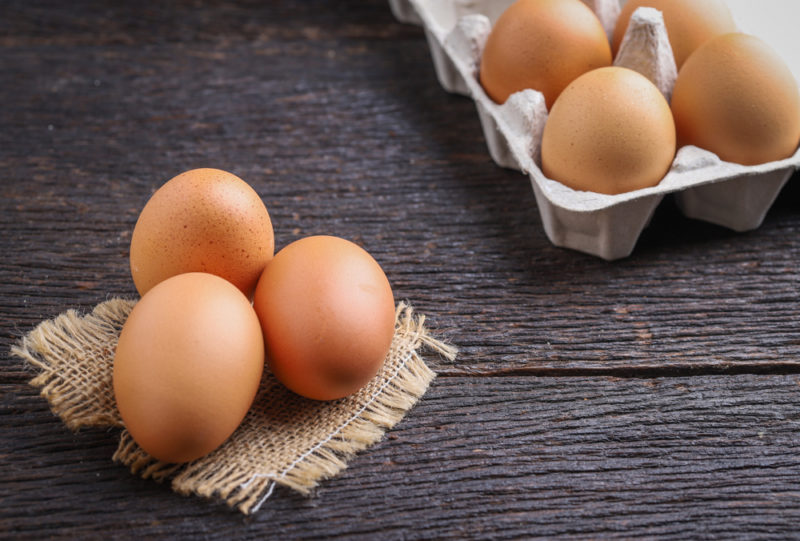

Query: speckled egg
[
  {"left": 129, "top": 168, "right": 274, "bottom": 297},
  {"left": 541, "top": 66, "right": 676, "bottom": 195},
  {"left": 671, "top": 33, "right": 800, "bottom": 165},
  {"left": 479, "top": 0, "right": 612, "bottom": 108}
]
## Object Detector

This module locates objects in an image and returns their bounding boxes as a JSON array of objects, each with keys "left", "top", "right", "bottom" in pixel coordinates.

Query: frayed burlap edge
[
  {"left": 11, "top": 299, "right": 456, "bottom": 514},
  {"left": 11, "top": 299, "right": 134, "bottom": 431}
]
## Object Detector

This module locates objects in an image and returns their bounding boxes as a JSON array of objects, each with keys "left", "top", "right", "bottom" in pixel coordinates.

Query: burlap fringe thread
[{"left": 11, "top": 298, "right": 456, "bottom": 514}]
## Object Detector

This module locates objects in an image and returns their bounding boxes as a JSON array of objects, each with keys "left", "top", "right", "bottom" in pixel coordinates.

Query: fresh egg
[
  {"left": 253, "top": 236, "right": 395, "bottom": 401},
  {"left": 541, "top": 66, "right": 676, "bottom": 195},
  {"left": 479, "top": 0, "right": 612, "bottom": 108},
  {"left": 612, "top": 0, "right": 737, "bottom": 69},
  {"left": 671, "top": 33, "right": 800, "bottom": 165},
  {"left": 113, "top": 272, "right": 265, "bottom": 463},
  {"left": 129, "top": 168, "right": 274, "bottom": 298}
]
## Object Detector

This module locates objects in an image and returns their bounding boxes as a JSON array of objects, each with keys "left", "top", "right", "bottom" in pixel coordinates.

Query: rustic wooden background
[{"left": 2, "top": 0, "right": 800, "bottom": 538}]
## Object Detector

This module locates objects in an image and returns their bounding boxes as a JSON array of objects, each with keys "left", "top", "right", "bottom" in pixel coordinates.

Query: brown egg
[
  {"left": 541, "top": 67, "right": 676, "bottom": 195},
  {"left": 612, "top": 0, "right": 737, "bottom": 68},
  {"left": 479, "top": 0, "right": 612, "bottom": 108},
  {"left": 129, "top": 168, "right": 274, "bottom": 298},
  {"left": 253, "top": 236, "right": 395, "bottom": 401},
  {"left": 113, "top": 272, "right": 264, "bottom": 463},
  {"left": 671, "top": 33, "right": 800, "bottom": 165}
]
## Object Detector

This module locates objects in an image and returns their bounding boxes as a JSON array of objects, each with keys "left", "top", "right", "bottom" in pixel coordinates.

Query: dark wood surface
[{"left": 2, "top": 1, "right": 799, "bottom": 538}]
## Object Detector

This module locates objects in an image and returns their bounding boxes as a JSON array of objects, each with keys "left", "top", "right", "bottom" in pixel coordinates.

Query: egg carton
[{"left": 389, "top": 0, "right": 800, "bottom": 260}]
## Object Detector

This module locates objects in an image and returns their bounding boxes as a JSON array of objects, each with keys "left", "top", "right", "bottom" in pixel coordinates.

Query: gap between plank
[{"left": 436, "top": 363, "right": 800, "bottom": 379}]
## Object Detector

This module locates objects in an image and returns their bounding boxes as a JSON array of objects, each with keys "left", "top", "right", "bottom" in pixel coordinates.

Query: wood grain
[
  {"left": 2, "top": 1, "right": 798, "bottom": 375},
  {"left": 2, "top": 0, "right": 800, "bottom": 538},
  {"left": 4, "top": 375, "right": 800, "bottom": 538}
]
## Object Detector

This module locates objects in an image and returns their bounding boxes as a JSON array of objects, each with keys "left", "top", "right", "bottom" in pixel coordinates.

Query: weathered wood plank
[
  {"left": 4, "top": 374, "right": 800, "bottom": 538},
  {"left": 2, "top": 0, "right": 798, "bottom": 374},
  {"left": 2, "top": 1, "right": 800, "bottom": 538}
]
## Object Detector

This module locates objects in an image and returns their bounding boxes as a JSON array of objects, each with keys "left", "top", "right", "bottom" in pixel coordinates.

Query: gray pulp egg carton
[{"left": 389, "top": 0, "right": 800, "bottom": 260}]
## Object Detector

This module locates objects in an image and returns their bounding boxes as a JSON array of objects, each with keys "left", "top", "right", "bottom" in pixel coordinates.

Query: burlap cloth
[{"left": 11, "top": 298, "right": 456, "bottom": 514}]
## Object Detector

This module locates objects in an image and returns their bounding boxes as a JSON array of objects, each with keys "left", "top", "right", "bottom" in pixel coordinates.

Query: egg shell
[
  {"left": 612, "top": 0, "right": 737, "bottom": 69},
  {"left": 390, "top": 0, "right": 800, "bottom": 260},
  {"left": 479, "top": 0, "right": 612, "bottom": 108},
  {"left": 113, "top": 272, "right": 265, "bottom": 464},
  {"left": 671, "top": 32, "right": 800, "bottom": 166},
  {"left": 130, "top": 168, "right": 274, "bottom": 297},
  {"left": 253, "top": 235, "right": 395, "bottom": 402},
  {"left": 542, "top": 67, "right": 676, "bottom": 195}
]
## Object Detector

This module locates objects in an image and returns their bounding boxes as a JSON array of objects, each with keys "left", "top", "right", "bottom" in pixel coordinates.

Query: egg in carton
[{"left": 389, "top": 0, "right": 800, "bottom": 260}]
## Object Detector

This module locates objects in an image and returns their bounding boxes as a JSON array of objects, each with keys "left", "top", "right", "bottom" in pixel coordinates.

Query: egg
[
  {"left": 612, "top": 0, "right": 737, "bottom": 69},
  {"left": 253, "top": 236, "right": 395, "bottom": 401},
  {"left": 479, "top": 0, "right": 612, "bottom": 108},
  {"left": 671, "top": 33, "right": 800, "bottom": 166},
  {"left": 541, "top": 66, "right": 676, "bottom": 195},
  {"left": 129, "top": 168, "right": 274, "bottom": 298},
  {"left": 113, "top": 272, "right": 264, "bottom": 464}
]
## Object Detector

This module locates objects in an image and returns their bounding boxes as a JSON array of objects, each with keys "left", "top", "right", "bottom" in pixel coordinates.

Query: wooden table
[{"left": 3, "top": 1, "right": 800, "bottom": 538}]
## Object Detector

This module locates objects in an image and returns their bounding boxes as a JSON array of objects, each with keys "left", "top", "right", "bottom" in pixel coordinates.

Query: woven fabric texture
[{"left": 12, "top": 298, "right": 455, "bottom": 514}]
